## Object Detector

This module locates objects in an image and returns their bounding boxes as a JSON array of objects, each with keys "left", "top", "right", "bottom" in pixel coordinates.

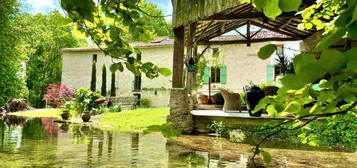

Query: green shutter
[
  {"left": 266, "top": 64, "right": 275, "bottom": 83},
  {"left": 203, "top": 66, "right": 210, "bottom": 84},
  {"left": 220, "top": 65, "right": 227, "bottom": 84}
]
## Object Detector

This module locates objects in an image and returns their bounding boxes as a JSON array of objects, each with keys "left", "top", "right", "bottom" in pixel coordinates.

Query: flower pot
[
  {"left": 246, "top": 86, "right": 265, "bottom": 117},
  {"left": 81, "top": 111, "right": 91, "bottom": 122},
  {"left": 61, "top": 110, "right": 70, "bottom": 120},
  {"left": 90, "top": 109, "right": 97, "bottom": 116}
]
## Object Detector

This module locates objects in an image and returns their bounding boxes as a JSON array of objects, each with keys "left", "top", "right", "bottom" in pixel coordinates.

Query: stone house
[{"left": 61, "top": 30, "right": 300, "bottom": 107}]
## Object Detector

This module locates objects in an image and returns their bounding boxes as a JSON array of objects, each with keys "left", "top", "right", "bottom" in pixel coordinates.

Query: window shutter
[
  {"left": 266, "top": 64, "right": 275, "bottom": 83},
  {"left": 220, "top": 65, "right": 227, "bottom": 84},
  {"left": 203, "top": 66, "right": 210, "bottom": 84}
]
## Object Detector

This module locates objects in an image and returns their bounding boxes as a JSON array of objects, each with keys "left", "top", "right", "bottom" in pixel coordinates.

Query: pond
[{"left": 0, "top": 115, "right": 356, "bottom": 167}]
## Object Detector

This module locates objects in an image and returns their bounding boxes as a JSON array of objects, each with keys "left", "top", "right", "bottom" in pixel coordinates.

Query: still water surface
[{"left": 0, "top": 115, "right": 356, "bottom": 167}]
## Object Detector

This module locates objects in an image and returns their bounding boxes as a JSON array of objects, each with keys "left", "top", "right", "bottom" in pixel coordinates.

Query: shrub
[
  {"left": 139, "top": 98, "right": 151, "bottom": 108},
  {"left": 72, "top": 88, "right": 103, "bottom": 115},
  {"left": 43, "top": 84, "right": 74, "bottom": 108},
  {"left": 109, "top": 105, "right": 122, "bottom": 112},
  {"left": 110, "top": 71, "right": 116, "bottom": 96},
  {"left": 101, "top": 64, "right": 107, "bottom": 96},
  {"left": 90, "top": 60, "right": 97, "bottom": 91},
  {"left": 208, "top": 120, "right": 229, "bottom": 138}
]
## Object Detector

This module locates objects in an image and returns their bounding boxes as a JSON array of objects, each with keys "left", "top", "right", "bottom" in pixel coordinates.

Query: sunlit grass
[
  {"left": 94, "top": 107, "right": 169, "bottom": 132},
  {"left": 9, "top": 109, "right": 62, "bottom": 119},
  {"left": 10, "top": 107, "right": 170, "bottom": 132}
]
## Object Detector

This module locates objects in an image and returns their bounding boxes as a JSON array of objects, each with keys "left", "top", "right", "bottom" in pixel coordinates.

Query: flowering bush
[{"left": 43, "top": 84, "right": 74, "bottom": 108}]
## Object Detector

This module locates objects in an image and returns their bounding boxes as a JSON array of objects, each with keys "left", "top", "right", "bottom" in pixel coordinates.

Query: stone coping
[{"left": 191, "top": 110, "right": 290, "bottom": 120}]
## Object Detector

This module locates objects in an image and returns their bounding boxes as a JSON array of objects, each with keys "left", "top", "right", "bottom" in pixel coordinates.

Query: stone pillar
[{"left": 167, "top": 88, "right": 193, "bottom": 133}]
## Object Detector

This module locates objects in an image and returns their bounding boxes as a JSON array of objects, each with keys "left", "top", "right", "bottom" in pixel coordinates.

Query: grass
[
  {"left": 9, "top": 109, "right": 62, "bottom": 118},
  {"left": 10, "top": 107, "right": 169, "bottom": 133},
  {"left": 94, "top": 107, "right": 169, "bottom": 132}
]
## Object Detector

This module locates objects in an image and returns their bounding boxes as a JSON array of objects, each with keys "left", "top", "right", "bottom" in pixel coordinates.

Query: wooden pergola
[{"left": 168, "top": 0, "right": 319, "bottom": 133}]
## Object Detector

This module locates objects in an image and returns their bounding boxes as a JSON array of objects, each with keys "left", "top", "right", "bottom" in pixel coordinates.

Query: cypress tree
[
  {"left": 110, "top": 71, "right": 116, "bottom": 97},
  {"left": 101, "top": 64, "right": 107, "bottom": 96},
  {"left": 90, "top": 60, "right": 97, "bottom": 91}
]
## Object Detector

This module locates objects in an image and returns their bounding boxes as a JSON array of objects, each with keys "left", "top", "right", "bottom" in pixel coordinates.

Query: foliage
[
  {"left": 110, "top": 71, "right": 116, "bottom": 96},
  {"left": 248, "top": 0, "right": 357, "bottom": 162},
  {"left": 16, "top": 11, "right": 83, "bottom": 108},
  {"left": 108, "top": 105, "right": 122, "bottom": 112},
  {"left": 0, "top": 0, "right": 28, "bottom": 106},
  {"left": 60, "top": 0, "right": 172, "bottom": 79},
  {"left": 207, "top": 120, "right": 229, "bottom": 138},
  {"left": 139, "top": 98, "right": 151, "bottom": 108},
  {"left": 275, "top": 55, "right": 294, "bottom": 75},
  {"left": 72, "top": 88, "right": 103, "bottom": 114},
  {"left": 90, "top": 61, "right": 97, "bottom": 91},
  {"left": 22, "top": 118, "right": 46, "bottom": 140},
  {"left": 43, "top": 84, "right": 74, "bottom": 108},
  {"left": 101, "top": 64, "right": 107, "bottom": 96}
]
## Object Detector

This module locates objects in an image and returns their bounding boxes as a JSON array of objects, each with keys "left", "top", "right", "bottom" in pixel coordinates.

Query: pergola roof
[{"left": 172, "top": 0, "right": 317, "bottom": 43}]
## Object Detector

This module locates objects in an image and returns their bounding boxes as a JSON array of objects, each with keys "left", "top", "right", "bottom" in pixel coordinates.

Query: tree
[
  {"left": 90, "top": 60, "right": 97, "bottom": 92},
  {"left": 101, "top": 64, "right": 107, "bottom": 96},
  {"left": 0, "top": 0, "right": 27, "bottom": 106},
  {"left": 110, "top": 71, "right": 116, "bottom": 97},
  {"left": 60, "top": 0, "right": 172, "bottom": 79},
  {"left": 16, "top": 11, "right": 83, "bottom": 108},
  {"left": 251, "top": 0, "right": 357, "bottom": 165}
]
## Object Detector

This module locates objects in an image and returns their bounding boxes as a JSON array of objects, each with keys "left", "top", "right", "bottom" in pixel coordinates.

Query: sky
[{"left": 23, "top": 0, "right": 173, "bottom": 18}]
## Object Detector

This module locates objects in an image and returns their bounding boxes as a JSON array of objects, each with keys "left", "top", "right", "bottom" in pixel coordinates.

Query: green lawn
[
  {"left": 9, "top": 109, "right": 62, "bottom": 118},
  {"left": 94, "top": 108, "right": 169, "bottom": 132},
  {"left": 10, "top": 107, "right": 169, "bottom": 132}
]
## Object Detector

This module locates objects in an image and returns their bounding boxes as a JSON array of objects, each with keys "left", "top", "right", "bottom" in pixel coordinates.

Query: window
[
  {"left": 276, "top": 45, "right": 284, "bottom": 56},
  {"left": 92, "top": 54, "right": 97, "bottom": 62},
  {"left": 210, "top": 67, "right": 220, "bottom": 83},
  {"left": 133, "top": 53, "right": 142, "bottom": 91},
  {"left": 212, "top": 48, "right": 219, "bottom": 57}
]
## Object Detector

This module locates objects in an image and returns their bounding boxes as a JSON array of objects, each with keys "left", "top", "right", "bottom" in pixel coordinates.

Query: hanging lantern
[{"left": 187, "top": 57, "right": 196, "bottom": 72}]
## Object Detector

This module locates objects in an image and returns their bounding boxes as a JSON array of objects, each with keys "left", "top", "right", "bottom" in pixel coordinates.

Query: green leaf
[
  {"left": 319, "top": 49, "right": 347, "bottom": 73},
  {"left": 263, "top": 0, "right": 282, "bottom": 18},
  {"left": 260, "top": 151, "right": 272, "bottom": 163},
  {"left": 293, "top": 53, "right": 318, "bottom": 73},
  {"left": 253, "top": 0, "right": 267, "bottom": 10},
  {"left": 110, "top": 63, "right": 124, "bottom": 72},
  {"left": 280, "top": 74, "right": 305, "bottom": 89},
  {"left": 258, "top": 44, "right": 276, "bottom": 60},
  {"left": 344, "top": 48, "right": 357, "bottom": 72},
  {"left": 279, "top": 0, "right": 302, "bottom": 12},
  {"left": 298, "top": 63, "right": 326, "bottom": 83},
  {"left": 352, "top": 4, "right": 357, "bottom": 22},
  {"left": 266, "top": 105, "right": 278, "bottom": 117},
  {"left": 158, "top": 68, "right": 172, "bottom": 76},
  {"left": 316, "top": 27, "right": 347, "bottom": 51},
  {"left": 252, "top": 97, "right": 270, "bottom": 113}
]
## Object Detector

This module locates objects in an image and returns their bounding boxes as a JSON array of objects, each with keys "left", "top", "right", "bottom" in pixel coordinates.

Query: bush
[
  {"left": 140, "top": 98, "right": 151, "bottom": 108},
  {"left": 72, "top": 88, "right": 103, "bottom": 115},
  {"left": 109, "top": 105, "right": 122, "bottom": 112},
  {"left": 43, "top": 84, "right": 74, "bottom": 108}
]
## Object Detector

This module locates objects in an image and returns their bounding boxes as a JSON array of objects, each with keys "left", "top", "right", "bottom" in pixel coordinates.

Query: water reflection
[{"left": 0, "top": 116, "right": 355, "bottom": 168}]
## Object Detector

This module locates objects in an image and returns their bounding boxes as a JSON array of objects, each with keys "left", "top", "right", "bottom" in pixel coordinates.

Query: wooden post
[
  {"left": 172, "top": 26, "right": 185, "bottom": 88},
  {"left": 192, "top": 44, "right": 198, "bottom": 90},
  {"left": 185, "top": 23, "right": 196, "bottom": 93},
  {"left": 246, "top": 20, "right": 251, "bottom": 47}
]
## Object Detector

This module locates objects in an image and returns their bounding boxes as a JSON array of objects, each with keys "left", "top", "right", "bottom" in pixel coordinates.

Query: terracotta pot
[
  {"left": 90, "top": 109, "right": 97, "bottom": 116},
  {"left": 198, "top": 95, "right": 209, "bottom": 104},
  {"left": 81, "top": 111, "right": 91, "bottom": 122},
  {"left": 61, "top": 110, "right": 70, "bottom": 120}
]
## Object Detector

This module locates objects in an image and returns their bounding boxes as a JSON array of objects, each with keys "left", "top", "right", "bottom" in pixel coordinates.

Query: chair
[{"left": 221, "top": 89, "right": 241, "bottom": 112}]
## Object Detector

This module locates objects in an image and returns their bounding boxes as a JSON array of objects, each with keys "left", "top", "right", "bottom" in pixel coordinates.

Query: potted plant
[
  {"left": 244, "top": 84, "right": 265, "bottom": 117},
  {"left": 61, "top": 101, "right": 71, "bottom": 120}
]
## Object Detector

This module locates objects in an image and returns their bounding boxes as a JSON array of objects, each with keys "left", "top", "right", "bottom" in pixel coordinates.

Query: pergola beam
[
  {"left": 198, "top": 38, "right": 300, "bottom": 45},
  {"left": 203, "top": 12, "right": 298, "bottom": 21}
]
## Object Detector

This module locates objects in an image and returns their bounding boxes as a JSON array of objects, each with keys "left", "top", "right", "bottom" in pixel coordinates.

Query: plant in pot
[
  {"left": 61, "top": 101, "right": 72, "bottom": 120},
  {"left": 243, "top": 83, "right": 265, "bottom": 117},
  {"left": 72, "top": 88, "right": 103, "bottom": 122}
]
